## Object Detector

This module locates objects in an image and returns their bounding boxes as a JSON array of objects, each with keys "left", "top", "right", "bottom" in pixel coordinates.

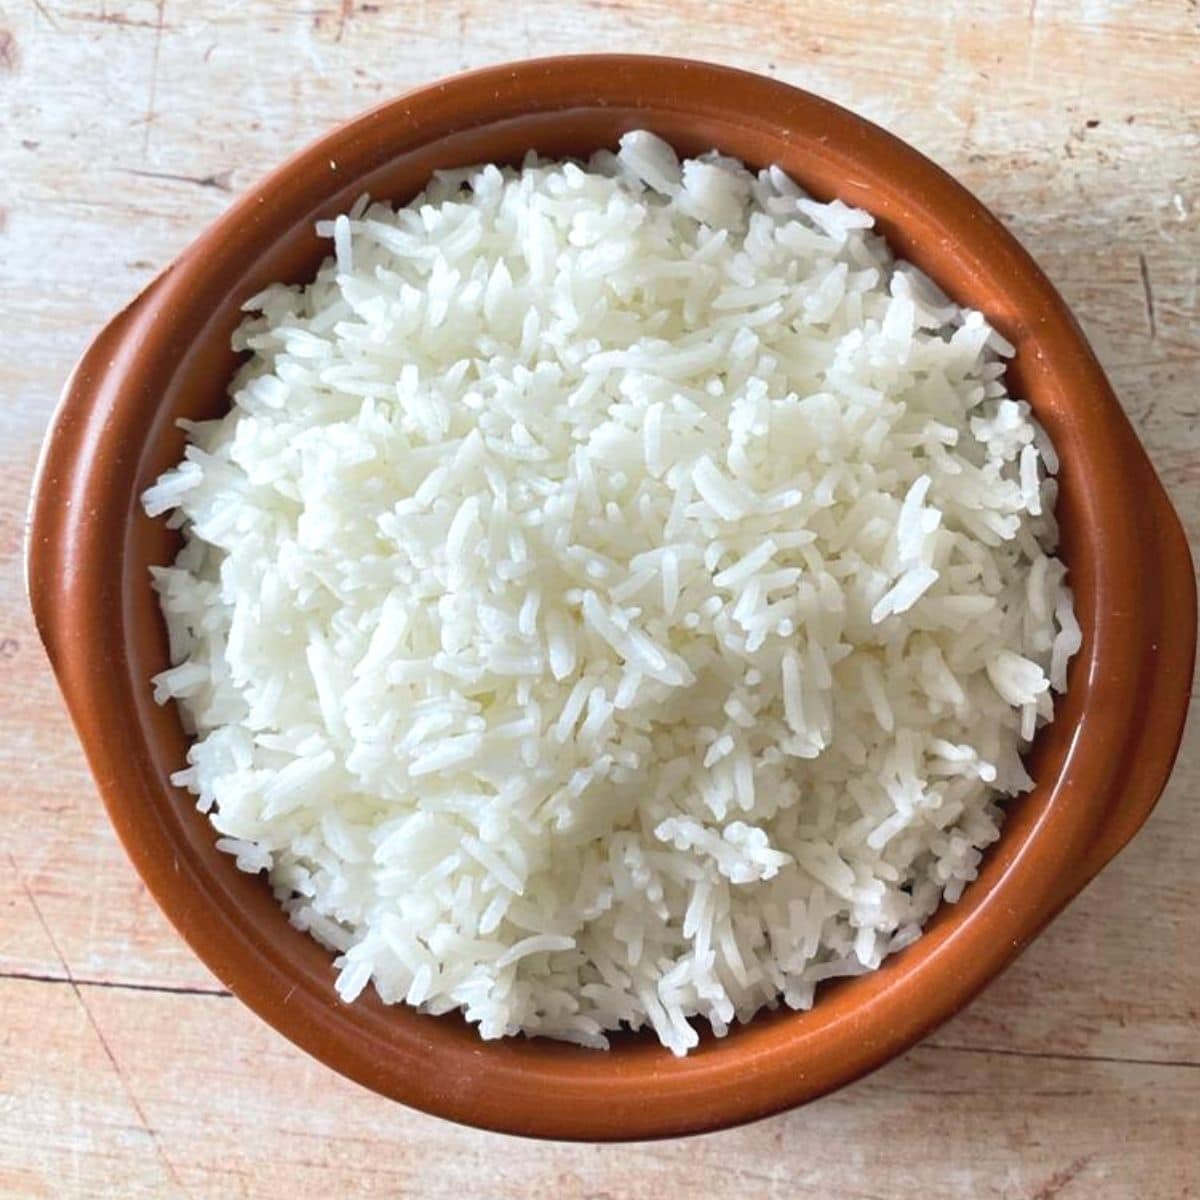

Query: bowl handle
[
  {"left": 26, "top": 269, "right": 175, "bottom": 666},
  {"left": 1062, "top": 464, "right": 1196, "bottom": 901}
]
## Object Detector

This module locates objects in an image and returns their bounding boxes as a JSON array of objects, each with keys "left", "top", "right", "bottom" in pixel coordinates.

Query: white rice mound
[{"left": 143, "top": 131, "right": 1081, "bottom": 1055}]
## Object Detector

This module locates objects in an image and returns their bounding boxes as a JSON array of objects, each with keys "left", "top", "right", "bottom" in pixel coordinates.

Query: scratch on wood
[
  {"left": 1, "top": 967, "right": 232, "bottom": 998},
  {"left": 142, "top": 0, "right": 167, "bottom": 157},
  {"left": 337, "top": 0, "right": 353, "bottom": 41},
  {"left": 121, "top": 166, "right": 233, "bottom": 191},
  {"left": 923, "top": 1040, "right": 1200, "bottom": 1070},
  {"left": 7, "top": 854, "right": 194, "bottom": 1198},
  {"left": 1138, "top": 252, "right": 1157, "bottom": 338},
  {"left": 67, "top": 9, "right": 169, "bottom": 29},
  {"left": 30, "top": 0, "right": 63, "bottom": 30},
  {"left": 1029, "top": 1155, "right": 1091, "bottom": 1200}
]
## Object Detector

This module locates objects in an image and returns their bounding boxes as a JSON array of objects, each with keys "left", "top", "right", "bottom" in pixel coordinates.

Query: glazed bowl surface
[{"left": 27, "top": 55, "right": 1196, "bottom": 1141}]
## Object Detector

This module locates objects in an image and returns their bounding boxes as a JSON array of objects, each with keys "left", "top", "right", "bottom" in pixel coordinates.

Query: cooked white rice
[{"left": 142, "top": 131, "right": 1079, "bottom": 1055}]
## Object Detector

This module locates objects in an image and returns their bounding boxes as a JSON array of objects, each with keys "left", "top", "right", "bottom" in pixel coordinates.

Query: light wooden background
[{"left": 2, "top": 1, "right": 1198, "bottom": 1196}]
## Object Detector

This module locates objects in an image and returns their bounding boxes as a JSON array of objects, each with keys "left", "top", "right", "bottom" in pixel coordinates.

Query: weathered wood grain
[
  {"left": 1, "top": 0, "right": 1197, "bottom": 1195},
  {"left": 3, "top": 976, "right": 1200, "bottom": 1200}
]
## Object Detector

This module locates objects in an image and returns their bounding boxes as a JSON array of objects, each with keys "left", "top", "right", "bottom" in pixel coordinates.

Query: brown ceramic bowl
[{"left": 27, "top": 56, "right": 1196, "bottom": 1141}]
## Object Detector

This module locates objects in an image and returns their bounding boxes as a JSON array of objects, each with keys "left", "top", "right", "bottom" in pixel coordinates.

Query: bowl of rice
[{"left": 28, "top": 56, "right": 1195, "bottom": 1139}]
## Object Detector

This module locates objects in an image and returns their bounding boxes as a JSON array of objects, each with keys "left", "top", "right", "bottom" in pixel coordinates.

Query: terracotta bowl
[{"left": 27, "top": 56, "right": 1196, "bottom": 1140}]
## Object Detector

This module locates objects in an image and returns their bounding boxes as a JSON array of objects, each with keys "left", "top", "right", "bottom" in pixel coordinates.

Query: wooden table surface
[{"left": 2, "top": 1, "right": 1198, "bottom": 1196}]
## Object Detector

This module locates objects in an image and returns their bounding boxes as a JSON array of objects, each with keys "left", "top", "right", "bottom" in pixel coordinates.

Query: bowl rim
[{"left": 27, "top": 54, "right": 1197, "bottom": 1141}]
